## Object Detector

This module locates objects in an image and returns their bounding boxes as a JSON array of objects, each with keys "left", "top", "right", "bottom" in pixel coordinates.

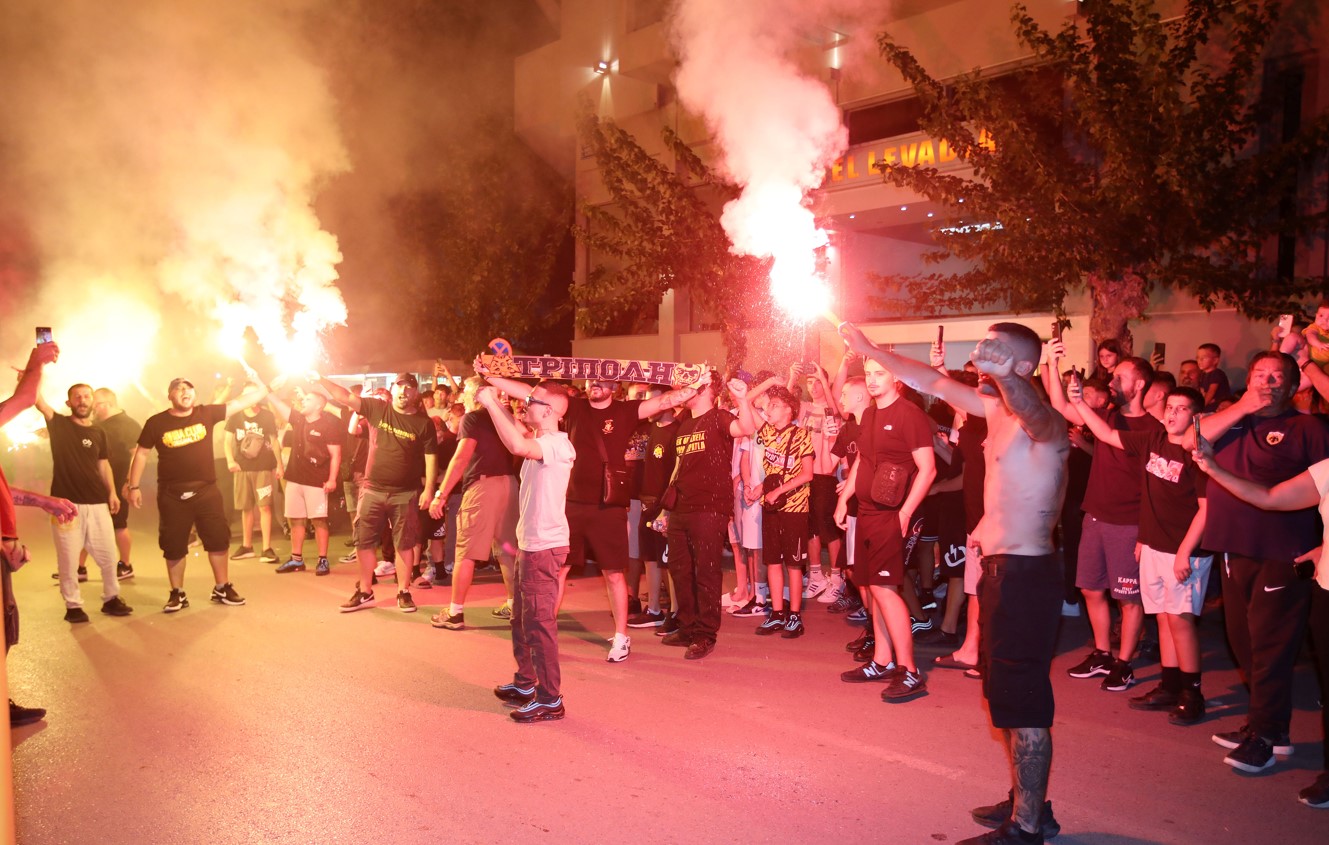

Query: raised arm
[
  {"left": 973, "top": 338, "right": 1064, "bottom": 442},
  {"left": 639, "top": 379, "right": 709, "bottom": 419},
  {"left": 839, "top": 322, "right": 985, "bottom": 417},
  {"left": 726, "top": 378, "right": 758, "bottom": 438},
  {"left": 1192, "top": 440, "right": 1320, "bottom": 511},
  {"left": 223, "top": 374, "right": 271, "bottom": 418},
  {"left": 315, "top": 375, "right": 363, "bottom": 415},
  {"left": 1066, "top": 379, "right": 1123, "bottom": 450},
  {"left": 0, "top": 343, "right": 59, "bottom": 428},
  {"left": 476, "top": 388, "right": 542, "bottom": 461}
]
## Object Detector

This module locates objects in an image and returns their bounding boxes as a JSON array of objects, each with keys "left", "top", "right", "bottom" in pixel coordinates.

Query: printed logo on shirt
[
  {"left": 1266, "top": 431, "right": 1285, "bottom": 445},
  {"left": 1144, "top": 452, "right": 1183, "bottom": 484},
  {"left": 652, "top": 444, "right": 665, "bottom": 459},
  {"left": 883, "top": 424, "right": 893, "bottom": 431},
  {"left": 676, "top": 429, "right": 707, "bottom": 455},
  {"left": 602, "top": 419, "right": 615, "bottom": 435},
  {"left": 81, "top": 438, "right": 93, "bottom": 449},
  {"left": 376, "top": 420, "right": 418, "bottom": 442},
  {"left": 161, "top": 423, "right": 208, "bottom": 449}
]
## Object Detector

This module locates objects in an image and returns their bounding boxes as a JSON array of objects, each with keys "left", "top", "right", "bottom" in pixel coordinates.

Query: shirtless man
[{"left": 839, "top": 321, "right": 1068, "bottom": 845}]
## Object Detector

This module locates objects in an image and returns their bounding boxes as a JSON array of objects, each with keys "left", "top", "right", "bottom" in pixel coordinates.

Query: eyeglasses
[{"left": 524, "top": 394, "right": 551, "bottom": 409}]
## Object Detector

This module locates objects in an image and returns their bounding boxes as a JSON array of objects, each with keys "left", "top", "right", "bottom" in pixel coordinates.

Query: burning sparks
[{"left": 671, "top": 0, "right": 847, "bottom": 327}]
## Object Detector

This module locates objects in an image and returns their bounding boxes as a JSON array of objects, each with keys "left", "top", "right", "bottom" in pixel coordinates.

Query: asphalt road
[{"left": 6, "top": 507, "right": 1324, "bottom": 844}]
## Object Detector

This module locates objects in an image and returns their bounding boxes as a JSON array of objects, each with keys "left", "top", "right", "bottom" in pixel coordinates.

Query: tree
[
  {"left": 573, "top": 111, "right": 774, "bottom": 365},
  {"left": 872, "top": 0, "right": 1329, "bottom": 350}
]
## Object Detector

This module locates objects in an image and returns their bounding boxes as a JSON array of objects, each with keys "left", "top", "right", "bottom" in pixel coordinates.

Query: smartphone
[
  {"left": 1154, "top": 341, "right": 1166, "bottom": 364},
  {"left": 1192, "top": 413, "right": 1202, "bottom": 446},
  {"left": 1051, "top": 321, "right": 1062, "bottom": 343},
  {"left": 1278, "top": 314, "right": 1294, "bottom": 338},
  {"left": 936, "top": 325, "right": 945, "bottom": 345},
  {"left": 35, "top": 326, "right": 52, "bottom": 345}
]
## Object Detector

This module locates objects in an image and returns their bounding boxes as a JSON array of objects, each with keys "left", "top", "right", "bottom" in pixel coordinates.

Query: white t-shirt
[
  {"left": 518, "top": 431, "right": 576, "bottom": 552},
  {"left": 1303, "top": 458, "right": 1329, "bottom": 590}
]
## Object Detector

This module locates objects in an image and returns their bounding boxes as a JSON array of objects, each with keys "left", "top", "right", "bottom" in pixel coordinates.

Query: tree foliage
[
  {"left": 573, "top": 111, "right": 774, "bottom": 364},
  {"left": 873, "top": 0, "right": 1329, "bottom": 348}
]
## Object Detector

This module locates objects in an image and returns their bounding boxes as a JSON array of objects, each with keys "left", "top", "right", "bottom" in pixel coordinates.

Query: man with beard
[
  {"left": 35, "top": 384, "right": 133, "bottom": 621},
  {"left": 316, "top": 373, "right": 438, "bottom": 613},
  {"left": 839, "top": 322, "right": 1069, "bottom": 844},
  {"left": 124, "top": 373, "right": 270, "bottom": 612}
]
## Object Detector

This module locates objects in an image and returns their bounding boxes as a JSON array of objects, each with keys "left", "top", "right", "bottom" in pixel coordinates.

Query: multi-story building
[{"left": 515, "top": 0, "right": 1328, "bottom": 378}]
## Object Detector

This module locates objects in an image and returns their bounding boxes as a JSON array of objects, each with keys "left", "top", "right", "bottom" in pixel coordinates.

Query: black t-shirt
[
  {"left": 284, "top": 412, "right": 347, "bottom": 488},
  {"left": 854, "top": 398, "right": 934, "bottom": 514},
  {"left": 1203, "top": 409, "right": 1329, "bottom": 560},
  {"left": 957, "top": 416, "right": 987, "bottom": 534},
  {"left": 225, "top": 408, "right": 279, "bottom": 472},
  {"left": 831, "top": 415, "right": 862, "bottom": 518},
  {"left": 640, "top": 419, "right": 678, "bottom": 506},
  {"left": 563, "top": 398, "right": 644, "bottom": 504},
  {"left": 458, "top": 409, "right": 516, "bottom": 492},
  {"left": 96, "top": 412, "right": 141, "bottom": 487},
  {"left": 138, "top": 404, "right": 228, "bottom": 485},
  {"left": 626, "top": 421, "right": 649, "bottom": 498},
  {"left": 672, "top": 407, "right": 735, "bottom": 515},
  {"left": 47, "top": 414, "right": 110, "bottom": 504},
  {"left": 359, "top": 397, "right": 438, "bottom": 492},
  {"left": 1080, "top": 410, "right": 1163, "bottom": 525},
  {"left": 1120, "top": 430, "right": 1206, "bottom": 554}
]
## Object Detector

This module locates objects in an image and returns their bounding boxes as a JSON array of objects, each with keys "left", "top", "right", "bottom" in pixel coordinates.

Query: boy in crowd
[
  {"left": 752, "top": 386, "right": 814, "bottom": 639},
  {"left": 1071, "top": 384, "right": 1210, "bottom": 724},
  {"left": 1196, "top": 343, "right": 1233, "bottom": 412}
]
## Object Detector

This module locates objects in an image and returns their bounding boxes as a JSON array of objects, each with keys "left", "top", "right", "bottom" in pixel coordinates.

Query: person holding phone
[{"left": 1192, "top": 350, "right": 1329, "bottom": 776}]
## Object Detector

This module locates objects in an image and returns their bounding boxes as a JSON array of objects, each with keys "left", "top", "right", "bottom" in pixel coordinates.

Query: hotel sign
[{"left": 824, "top": 129, "right": 989, "bottom": 189}]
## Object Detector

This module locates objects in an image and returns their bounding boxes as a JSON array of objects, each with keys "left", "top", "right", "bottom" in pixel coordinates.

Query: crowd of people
[{"left": 4, "top": 310, "right": 1329, "bottom": 842}]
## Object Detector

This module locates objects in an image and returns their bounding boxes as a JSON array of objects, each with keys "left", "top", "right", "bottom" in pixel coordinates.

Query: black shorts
[
  {"left": 978, "top": 554, "right": 1063, "bottom": 730},
  {"left": 761, "top": 509, "right": 809, "bottom": 568},
  {"left": 419, "top": 505, "right": 446, "bottom": 542},
  {"left": 933, "top": 491, "right": 966, "bottom": 578},
  {"left": 111, "top": 500, "right": 129, "bottom": 531},
  {"left": 157, "top": 482, "right": 230, "bottom": 560},
  {"left": 854, "top": 509, "right": 910, "bottom": 586},
  {"left": 637, "top": 500, "right": 667, "bottom": 562},
  {"left": 566, "top": 501, "right": 629, "bottom": 571},
  {"left": 808, "top": 475, "right": 842, "bottom": 545}
]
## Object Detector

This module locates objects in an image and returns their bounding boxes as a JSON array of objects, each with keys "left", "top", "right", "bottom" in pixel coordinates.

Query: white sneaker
[
  {"left": 803, "top": 573, "right": 830, "bottom": 599},
  {"left": 607, "top": 634, "right": 631, "bottom": 663},
  {"left": 373, "top": 560, "right": 396, "bottom": 578},
  {"left": 817, "top": 573, "right": 845, "bottom": 604},
  {"left": 721, "top": 591, "right": 739, "bottom": 608},
  {"left": 413, "top": 564, "right": 436, "bottom": 589}
]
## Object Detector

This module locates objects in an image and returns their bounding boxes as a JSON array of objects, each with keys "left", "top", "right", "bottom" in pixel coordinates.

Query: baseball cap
[
  {"left": 393, "top": 372, "right": 419, "bottom": 388},
  {"left": 168, "top": 377, "right": 194, "bottom": 392}
]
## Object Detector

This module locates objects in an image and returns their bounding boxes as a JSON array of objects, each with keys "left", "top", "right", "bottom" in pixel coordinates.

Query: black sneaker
[
  {"left": 828, "top": 592, "right": 860, "bottom": 614},
  {"left": 510, "top": 697, "right": 565, "bottom": 723},
  {"left": 957, "top": 819, "right": 1045, "bottom": 844},
  {"left": 1066, "top": 649, "right": 1112, "bottom": 678},
  {"left": 493, "top": 683, "right": 536, "bottom": 707},
  {"left": 910, "top": 615, "right": 934, "bottom": 634},
  {"left": 1299, "top": 771, "right": 1329, "bottom": 808},
  {"left": 919, "top": 589, "right": 938, "bottom": 611},
  {"left": 340, "top": 584, "right": 375, "bottom": 613},
  {"left": 840, "top": 661, "right": 896, "bottom": 683},
  {"left": 210, "top": 583, "right": 246, "bottom": 606},
  {"left": 656, "top": 614, "right": 681, "bottom": 636},
  {"left": 9, "top": 699, "right": 46, "bottom": 727},
  {"left": 63, "top": 607, "right": 90, "bottom": 624},
  {"left": 260, "top": 548, "right": 279, "bottom": 563},
  {"left": 660, "top": 630, "right": 692, "bottom": 647},
  {"left": 116, "top": 561, "right": 134, "bottom": 580},
  {"left": 730, "top": 598, "right": 765, "bottom": 618},
  {"left": 100, "top": 596, "right": 133, "bottom": 616},
  {"left": 971, "top": 790, "right": 1060, "bottom": 838},
  {"left": 230, "top": 545, "right": 255, "bottom": 560},
  {"left": 1169, "top": 688, "right": 1206, "bottom": 725},
  {"left": 1128, "top": 684, "right": 1179, "bottom": 711},
  {"left": 430, "top": 610, "right": 464, "bottom": 629},
  {"left": 1224, "top": 734, "right": 1276, "bottom": 773},
  {"left": 684, "top": 639, "right": 715, "bottom": 660},
  {"left": 781, "top": 611, "right": 805, "bottom": 639},
  {"left": 1100, "top": 658, "right": 1135, "bottom": 691},
  {"left": 853, "top": 638, "right": 877, "bottom": 663},
  {"left": 163, "top": 589, "right": 189, "bottom": 613},
  {"left": 755, "top": 611, "right": 786, "bottom": 636},
  {"left": 1210, "top": 724, "right": 1294, "bottom": 754},
  {"left": 627, "top": 595, "right": 643, "bottom": 616},
  {"left": 54, "top": 567, "right": 89, "bottom": 582},
  {"left": 846, "top": 629, "right": 872, "bottom": 652},
  {"left": 627, "top": 609, "right": 666, "bottom": 628},
  {"left": 397, "top": 590, "right": 417, "bottom": 613},
  {"left": 882, "top": 668, "right": 927, "bottom": 701}
]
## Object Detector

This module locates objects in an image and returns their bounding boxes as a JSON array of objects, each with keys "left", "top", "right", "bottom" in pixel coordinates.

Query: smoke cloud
[
  {"left": 669, "top": 0, "right": 850, "bottom": 317},
  {"left": 0, "top": 0, "right": 349, "bottom": 408}
]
